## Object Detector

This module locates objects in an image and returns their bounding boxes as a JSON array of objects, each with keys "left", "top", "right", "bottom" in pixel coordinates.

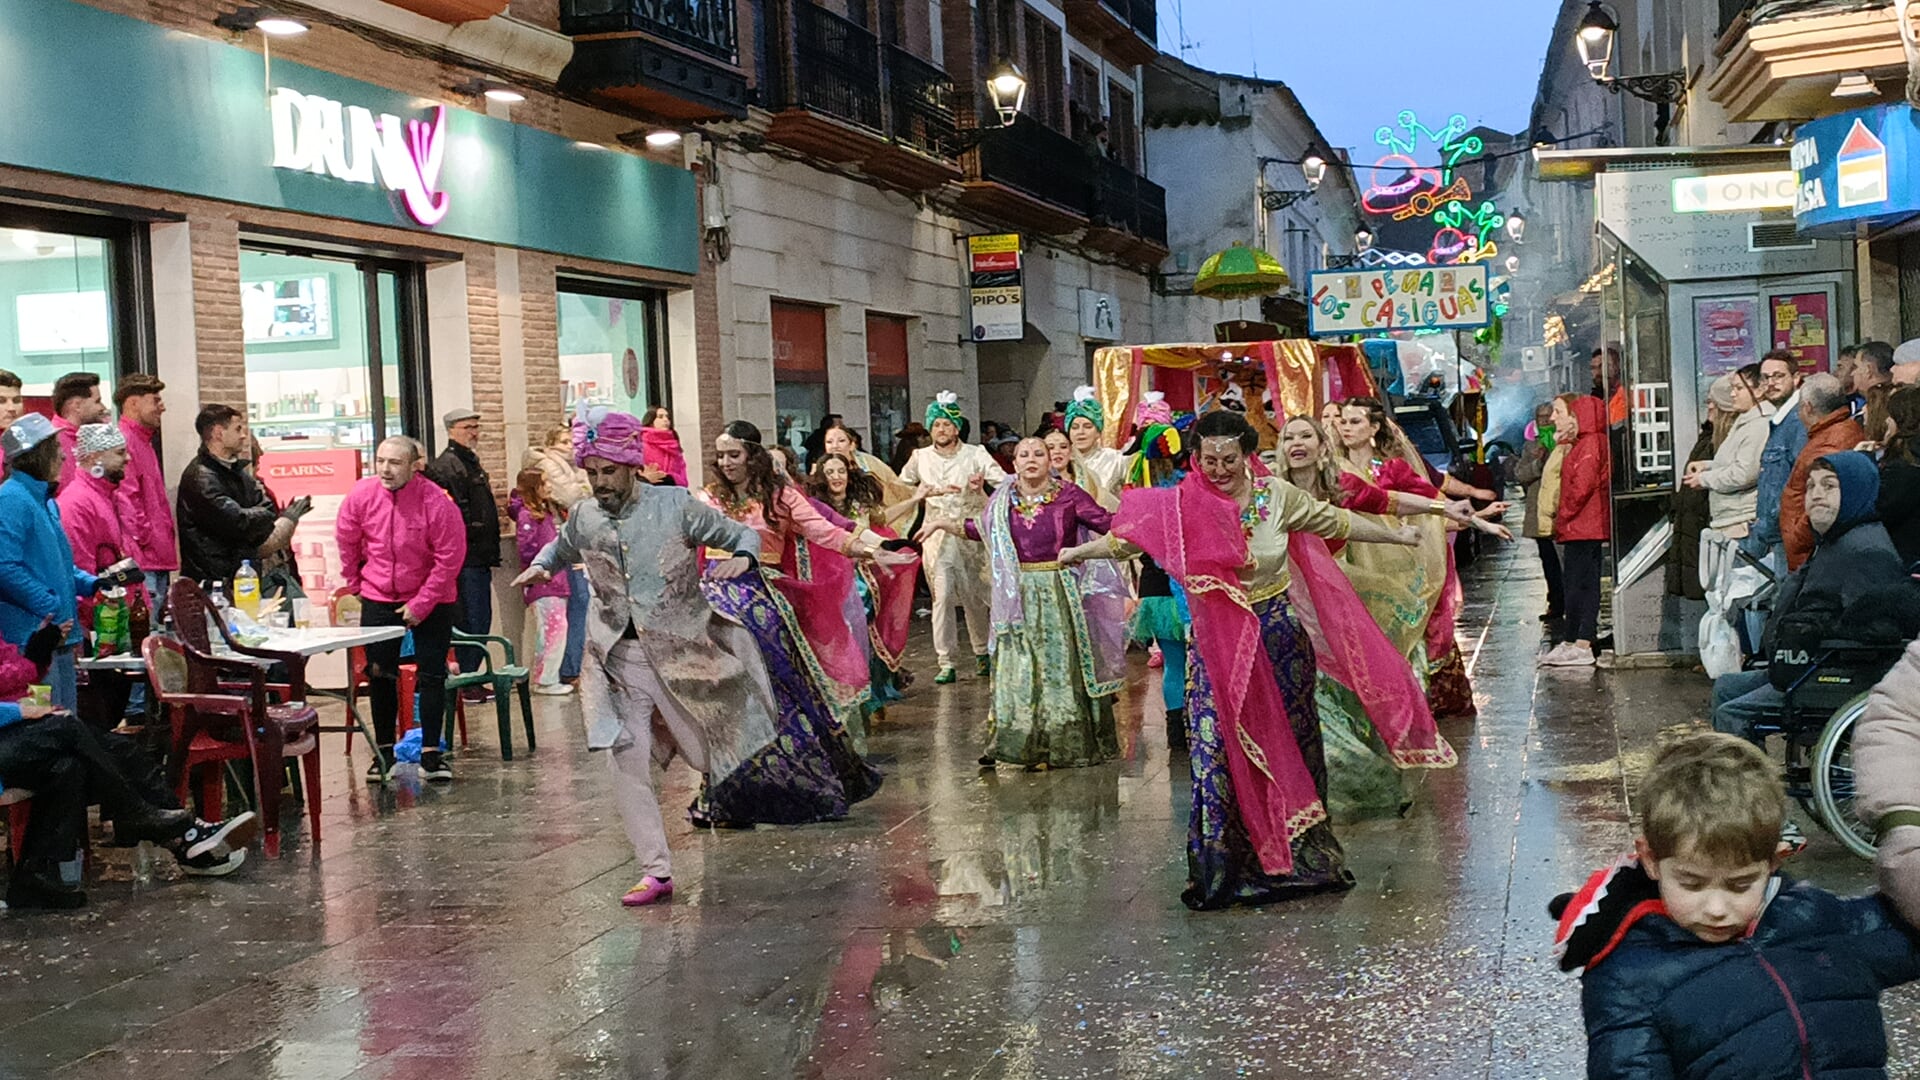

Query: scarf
[{"left": 1114, "top": 470, "right": 1326, "bottom": 873}]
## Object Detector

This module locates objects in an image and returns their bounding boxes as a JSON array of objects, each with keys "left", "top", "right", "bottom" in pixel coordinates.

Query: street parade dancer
[
  {"left": 699, "top": 420, "right": 913, "bottom": 787},
  {"left": 899, "top": 392, "right": 1006, "bottom": 684},
  {"left": 806, "top": 453, "right": 921, "bottom": 718},
  {"left": 921, "top": 436, "right": 1128, "bottom": 770},
  {"left": 1065, "top": 384, "right": 1129, "bottom": 501},
  {"left": 512, "top": 409, "right": 787, "bottom": 907},
  {"left": 1062, "top": 410, "right": 1422, "bottom": 910},
  {"left": 1278, "top": 415, "right": 1462, "bottom": 820}
]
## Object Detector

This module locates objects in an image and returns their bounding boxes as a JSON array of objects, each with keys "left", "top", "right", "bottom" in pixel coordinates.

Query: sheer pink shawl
[
  {"left": 1114, "top": 470, "right": 1326, "bottom": 874},
  {"left": 1286, "top": 533, "right": 1456, "bottom": 768}
]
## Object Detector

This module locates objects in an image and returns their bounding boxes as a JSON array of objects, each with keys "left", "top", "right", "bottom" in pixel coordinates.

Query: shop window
[
  {"left": 773, "top": 300, "right": 830, "bottom": 464},
  {"left": 0, "top": 208, "right": 149, "bottom": 413},
  {"left": 558, "top": 278, "right": 668, "bottom": 420},
  {"left": 240, "top": 248, "right": 423, "bottom": 462},
  {"left": 866, "top": 313, "right": 912, "bottom": 463}
]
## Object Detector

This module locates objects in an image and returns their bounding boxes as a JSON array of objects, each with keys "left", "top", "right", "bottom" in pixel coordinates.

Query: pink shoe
[
  {"left": 621, "top": 876, "right": 674, "bottom": 907},
  {"left": 1147, "top": 645, "right": 1164, "bottom": 669}
]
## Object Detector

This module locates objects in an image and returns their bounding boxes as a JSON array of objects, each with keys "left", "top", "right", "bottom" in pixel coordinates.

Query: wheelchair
[{"left": 1745, "top": 642, "right": 1903, "bottom": 860}]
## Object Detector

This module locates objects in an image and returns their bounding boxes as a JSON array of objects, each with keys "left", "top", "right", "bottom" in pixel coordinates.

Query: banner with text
[
  {"left": 1307, "top": 264, "right": 1491, "bottom": 336},
  {"left": 968, "top": 234, "right": 1025, "bottom": 342}
]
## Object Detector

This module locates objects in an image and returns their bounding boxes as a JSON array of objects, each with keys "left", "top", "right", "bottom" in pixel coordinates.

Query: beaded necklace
[
  {"left": 713, "top": 484, "right": 760, "bottom": 520},
  {"left": 1010, "top": 480, "right": 1062, "bottom": 526},
  {"left": 1239, "top": 478, "right": 1272, "bottom": 539}
]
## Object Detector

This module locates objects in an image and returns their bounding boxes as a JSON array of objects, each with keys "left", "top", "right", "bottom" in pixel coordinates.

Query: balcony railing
[
  {"left": 1718, "top": 0, "right": 1882, "bottom": 36},
  {"left": 783, "top": 1, "right": 883, "bottom": 129},
  {"left": 560, "top": 0, "right": 738, "bottom": 64},
  {"left": 971, "top": 114, "right": 1096, "bottom": 215},
  {"left": 1093, "top": 157, "right": 1168, "bottom": 248},
  {"left": 766, "top": 1, "right": 957, "bottom": 161},
  {"left": 885, "top": 45, "right": 956, "bottom": 158}
]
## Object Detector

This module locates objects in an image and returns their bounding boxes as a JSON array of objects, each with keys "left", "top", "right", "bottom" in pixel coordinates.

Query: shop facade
[
  {"left": 1790, "top": 104, "right": 1920, "bottom": 347},
  {"left": 0, "top": 0, "right": 698, "bottom": 627},
  {"left": 1539, "top": 150, "right": 1855, "bottom": 654}
]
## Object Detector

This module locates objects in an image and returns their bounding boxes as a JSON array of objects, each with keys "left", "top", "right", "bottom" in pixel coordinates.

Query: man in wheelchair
[{"left": 1712, "top": 452, "right": 1920, "bottom": 744}]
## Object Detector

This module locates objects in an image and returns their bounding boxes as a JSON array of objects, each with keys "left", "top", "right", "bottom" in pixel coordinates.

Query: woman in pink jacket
[{"left": 1854, "top": 636, "right": 1920, "bottom": 926}]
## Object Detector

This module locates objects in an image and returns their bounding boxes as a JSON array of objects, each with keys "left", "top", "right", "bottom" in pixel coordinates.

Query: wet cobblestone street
[{"left": 4, "top": 538, "right": 1914, "bottom": 1079}]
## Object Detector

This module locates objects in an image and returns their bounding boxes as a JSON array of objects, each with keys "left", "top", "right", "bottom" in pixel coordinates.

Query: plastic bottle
[
  {"left": 233, "top": 561, "right": 261, "bottom": 618},
  {"left": 94, "top": 588, "right": 128, "bottom": 658}
]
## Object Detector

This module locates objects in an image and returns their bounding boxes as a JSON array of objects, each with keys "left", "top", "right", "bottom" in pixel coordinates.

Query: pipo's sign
[
  {"left": 270, "top": 87, "right": 451, "bottom": 227},
  {"left": 967, "top": 234, "right": 1024, "bottom": 342},
  {"left": 1791, "top": 105, "right": 1920, "bottom": 238}
]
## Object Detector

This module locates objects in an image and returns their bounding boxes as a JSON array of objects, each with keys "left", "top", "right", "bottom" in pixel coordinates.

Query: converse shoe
[
  {"left": 621, "top": 876, "right": 674, "bottom": 907},
  {"left": 531, "top": 683, "right": 573, "bottom": 696},
  {"left": 420, "top": 750, "right": 454, "bottom": 782},
  {"left": 178, "top": 847, "right": 247, "bottom": 877},
  {"left": 934, "top": 666, "right": 957, "bottom": 685},
  {"left": 177, "top": 813, "right": 259, "bottom": 861}
]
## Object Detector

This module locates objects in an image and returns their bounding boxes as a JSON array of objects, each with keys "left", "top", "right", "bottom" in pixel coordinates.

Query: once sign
[
  {"left": 269, "top": 86, "right": 452, "bottom": 227},
  {"left": 1671, "top": 171, "right": 1797, "bottom": 214}
]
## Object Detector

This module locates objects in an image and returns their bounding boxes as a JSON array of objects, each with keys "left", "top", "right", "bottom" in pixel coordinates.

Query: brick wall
[
  {"left": 519, "top": 252, "right": 564, "bottom": 439},
  {"left": 187, "top": 213, "right": 246, "bottom": 407}
]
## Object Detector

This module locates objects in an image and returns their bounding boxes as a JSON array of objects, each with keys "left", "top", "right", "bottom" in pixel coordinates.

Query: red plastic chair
[{"left": 155, "top": 582, "right": 323, "bottom": 859}]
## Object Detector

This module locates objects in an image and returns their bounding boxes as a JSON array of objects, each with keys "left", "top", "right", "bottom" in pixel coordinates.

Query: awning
[{"left": 1533, "top": 144, "right": 1790, "bottom": 182}]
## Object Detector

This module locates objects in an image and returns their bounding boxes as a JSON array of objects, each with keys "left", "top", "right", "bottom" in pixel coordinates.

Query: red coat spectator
[
  {"left": 1783, "top": 374, "right": 1867, "bottom": 571},
  {"left": 334, "top": 436, "right": 468, "bottom": 780},
  {"left": 1553, "top": 395, "right": 1612, "bottom": 543}
]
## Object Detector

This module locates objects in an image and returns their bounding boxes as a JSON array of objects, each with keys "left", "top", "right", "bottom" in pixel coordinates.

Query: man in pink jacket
[
  {"left": 112, "top": 375, "right": 177, "bottom": 618},
  {"left": 336, "top": 435, "right": 467, "bottom": 783},
  {"left": 57, "top": 423, "right": 150, "bottom": 631}
]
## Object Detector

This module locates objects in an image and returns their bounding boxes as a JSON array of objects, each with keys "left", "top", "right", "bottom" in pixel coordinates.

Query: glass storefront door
[
  {"left": 240, "top": 244, "right": 425, "bottom": 610},
  {"left": 0, "top": 206, "right": 149, "bottom": 408}
]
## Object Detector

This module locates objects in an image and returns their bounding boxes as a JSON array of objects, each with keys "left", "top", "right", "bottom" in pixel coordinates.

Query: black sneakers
[
  {"left": 365, "top": 747, "right": 397, "bottom": 783},
  {"left": 420, "top": 750, "right": 453, "bottom": 782},
  {"left": 176, "top": 813, "right": 259, "bottom": 862}
]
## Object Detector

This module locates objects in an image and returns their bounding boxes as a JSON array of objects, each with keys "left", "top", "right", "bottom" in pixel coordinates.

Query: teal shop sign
[
  {"left": 0, "top": 0, "right": 698, "bottom": 275},
  {"left": 1790, "top": 104, "right": 1920, "bottom": 240}
]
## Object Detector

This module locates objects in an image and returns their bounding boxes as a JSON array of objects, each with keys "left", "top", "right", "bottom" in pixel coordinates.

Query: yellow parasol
[{"left": 1192, "top": 242, "right": 1290, "bottom": 300}]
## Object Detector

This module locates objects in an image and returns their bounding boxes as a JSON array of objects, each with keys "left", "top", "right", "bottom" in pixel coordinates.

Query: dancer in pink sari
[
  {"left": 1063, "top": 411, "right": 1421, "bottom": 909},
  {"left": 806, "top": 453, "right": 922, "bottom": 719}
]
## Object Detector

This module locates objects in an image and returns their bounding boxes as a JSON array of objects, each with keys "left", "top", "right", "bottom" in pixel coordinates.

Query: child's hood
[{"left": 1549, "top": 855, "right": 1667, "bottom": 972}]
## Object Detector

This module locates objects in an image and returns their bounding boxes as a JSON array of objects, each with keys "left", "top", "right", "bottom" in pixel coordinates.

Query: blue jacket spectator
[
  {"left": 1573, "top": 871, "right": 1920, "bottom": 1079},
  {"left": 0, "top": 417, "right": 95, "bottom": 652},
  {"left": 1743, "top": 385, "right": 1807, "bottom": 561}
]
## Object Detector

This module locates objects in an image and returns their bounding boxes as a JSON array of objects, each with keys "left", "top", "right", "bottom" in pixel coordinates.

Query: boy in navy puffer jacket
[{"left": 1551, "top": 733, "right": 1920, "bottom": 1079}]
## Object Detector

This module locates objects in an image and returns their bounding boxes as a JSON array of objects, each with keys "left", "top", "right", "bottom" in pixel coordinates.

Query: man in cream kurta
[
  {"left": 900, "top": 393, "right": 1006, "bottom": 682},
  {"left": 517, "top": 411, "right": 776, "bottom": 907}
]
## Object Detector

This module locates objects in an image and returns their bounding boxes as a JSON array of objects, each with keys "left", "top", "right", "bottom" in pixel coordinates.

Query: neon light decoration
[
  {"left": 270, "top": 87, "right": 452, "bottom": 227},
  {"left": 1361, "top": 109, "right": 1509, "bottom": 266}
]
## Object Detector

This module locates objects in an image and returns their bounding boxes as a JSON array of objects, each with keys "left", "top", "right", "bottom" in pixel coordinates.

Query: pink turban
[
  {"left": 573, "top": 409, "right": 650, "bottom": 468},
  {"left": 1134, "top": 391, "right": 1173, "bottom": 428}
]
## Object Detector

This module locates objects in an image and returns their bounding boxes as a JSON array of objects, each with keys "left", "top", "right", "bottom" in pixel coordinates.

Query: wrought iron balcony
[
  {"left": 762, "top": 2, "right": 960, "bottom": 189},
  {"left": 1092, "top": 156, "right": 1168, "bottom": 250},
  {"left": 966, "top": 113, "right": 1095, "bottom": 222},
  {"left": 559, "top": 0, "right": 747, "bottom": 119},
  {"left": 885, "top": 45, "right": 956, "bottom": 160},
  {"left": 562, "top": 0, "right": 738, "bottom": 62},
  {"left": 771, "top": 0, "right": 884, "bottom": 130},
  {"left": 1704, "top": 0, "right": 1899, "bottom": 121}
]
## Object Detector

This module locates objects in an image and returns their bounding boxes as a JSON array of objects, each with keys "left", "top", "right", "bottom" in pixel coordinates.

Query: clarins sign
[{"left": 269, "top": 87, "right": 451, "bottom": 227}]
